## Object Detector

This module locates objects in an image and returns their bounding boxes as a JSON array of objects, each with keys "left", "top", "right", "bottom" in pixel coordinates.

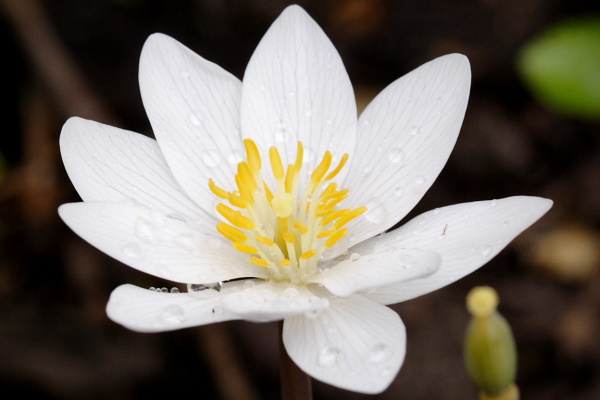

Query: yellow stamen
[
  {"left": 255, "top": 236, "right": 276, "bottom": 246},
  {"left": 334, "top": 206, "right": 367, "bottom": 229},
  {"left": 217, "top": 222, "right": 248, "bottom": 242},
  {"left": 208, "top": 179, "right": 228, "bottom": 199},
  {"left": 294, "top": 141, "right": 304, "bottom": 171},
  {"left": 317, "top": 229, "right": 335, "bottom": 238},
  {"left": 283, "top": 232, "right": 295, "bottom": 243},
  {"left": 324, "top": 153, "right": 349, "bottom": 181},
  {"left": 279, "top": 259, "right": 292, "bottom": 267},
  {"left": 233, "top": 242, "right": 259, "bottom": 254},
  {"left": 269, "top": 147, "right": 285, "bottom": 180},
  {"left": 311, "top": 151, "right": 333, "bottom": 184},
  {"left": 325, "top": 228, "right": 348, "bottom": 248},
  {"left": 285, "top": 165, "right": 296, "bottom": 193},
  {"left": 294, "top": 221, "right": 308, "bottom": 234},
  {"left": 249, "top": 257, "right": 270, "bottom": 267},
  {"left": 244, "top": 139, "right": 261, "bottom": 172},
  {"left": 321, "top": 209, "right": 348, "bottom": 226},
  {"left": 300, "top": 249, "right": 317, "bottom": 259}
]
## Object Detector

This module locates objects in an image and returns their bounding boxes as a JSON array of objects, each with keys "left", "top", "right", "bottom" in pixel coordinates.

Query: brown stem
[{"left": 279, "top": 321, "right": 313, "bottom": 400}]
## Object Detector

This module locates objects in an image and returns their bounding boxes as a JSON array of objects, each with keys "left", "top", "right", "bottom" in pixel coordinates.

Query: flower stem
[{"left": 279, "top": 321, "right": 313, "bottom": 400}]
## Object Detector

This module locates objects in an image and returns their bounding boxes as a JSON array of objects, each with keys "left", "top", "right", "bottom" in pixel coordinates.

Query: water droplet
[
  {"left": 175, "top": 233, "right": 200, "bottom": 250},
  {"left": 122, "top": 242, "right": 142, "bottom": 258},
  {"left": 243, "top": 280, "right": 255, "bottom": 289},
  {"left": 150, "top": 210, "right": 165, "bottom": 226},
  {"left": 490, "top": 199, "right": 498, "bottom": 207},
  {"left": 259, "top": 84, "right": 266, "bottom": 92},
  {"left": 409, "top": 125, "right": 420, "bottom": 136},
  {"left": 480, "top": 245, "right": 493, "bottom": 257},
  {"left": 149, "top": 287, "right": 156, "bottom": 291},
  {"left": 282, "top": 287, "right": 299, "bottom": 298},
  {"left": 363, "top": 166, "right": 373, "bottom": 177},
  {"left": 160, "top": 287, "right": 168, "bottom": 293},
  {"left": 190, "top": 113, "right": 202, "bottom": 126},
  {"left": 170, "top": 287, "right": 180, "bottom": 293},
  {"left": 304, "top": 147, "right": 316, "bottom": 162},
  {"left": 362, "top": 118, "right": 371, "bottom": 126},
  {"left": 136, "top": 220, "right": 160, "bottom": 244},
  {"left": 228, "top": 149, "right": 244, "bottom": 164},
  {"left": 289, "top": 90, "right": 296, "bottom": 97},
  {"left": 305, "top": 110, "right": 312, "bottom": 117},
  {"left": 188, "top": 283, "right": 208, "bottom": 292},
  {"left": 368, "top": 343, "right": 392, "bottom": 364},
  {"left": 388, "top": 148, "right": 404, "bottom": 163},
  {"left": 275, "top": 130, "right": 290, "bottom": 143},
  {"left": 167, "top": 213, "right": 187, "bottom": 223},
  {"left": 180, "top": 71, "right": 190, "bottom": 79},
  {"left": 350, "top": 253, "right": 360, "bottom": 261},
  {"left": 201, "top": 150, "right": 221, "bottom": 167},
  {"left": 376, "top": 146, "right": 383, "bottom": 153},
  {"left": 319, "top": 346, "right": 341, "bottom": 367},
  {"left": 364, "top": 198, "right": 387, "bottom": 223},
  {"left": 433, "top": 208, "right": 441, "bottom": 215},
  {"left": 394, "top": 186, "right": 404, "bottom": 197},
  {"left": 161, "top": 305, "right": 185, "bottom": 324},
  {"left": 414, "top": 175, "right": 426, "bottom": 184},
  {"left": 326, "top": 118, "right": 333, "bottom": 125},
  {"left": 304, "top": 308, "right": 322, "bottom": 319}
]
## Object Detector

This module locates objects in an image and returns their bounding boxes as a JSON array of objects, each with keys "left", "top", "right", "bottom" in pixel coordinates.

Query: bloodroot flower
[{"left": 58, "top": 5, "right": 552, "bottom": 394}]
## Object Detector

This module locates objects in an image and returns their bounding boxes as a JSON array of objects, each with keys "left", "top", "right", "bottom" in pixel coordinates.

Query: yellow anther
[
  {"left": 320, "top": 183, "right": 338, "bottom": 199},
  {"left": 249, "top": 257, "right": 270, "bottom": 267},
  {"left": 324, "top": 153, "right": 349, "bottom": 181},
  {"left": 233, "top": 242, "right": 260, "bottom": 254},
  {"left": 208, "top": 179, "right": 228, "bottom": 199},
  {"left": 279, "top": 259, "right": 292, "bottom": 267},
  {"left": 325, "top": 228, "right": 348, "bottom": 248},
  {"left": 243, "top": 139, "right": 261, "bottom": 172},
  {"left": 334, "top": 206, "right": 367, "bottom": 229},
  {"left": 321, "top": 209, "right": 349, "bottom": 226},
  {"left": 228, "top": 192, "right": 249, "bottom": 208},
  {"left": 300, "top": 249, "right": 317, "bottom": 259},
  {"left": 317, "top": 229, "right": 335, "bottom": 238},
  {"left": 269, "top": 147, "right": 285, "bottom": 180},
  {"left": 283, "top": 232, "right": 295, "bottom": 243},
  {"left": 294, "top": 221, "right": 308, "bottom": 234},
  {"left": 263, "top": 182, "right": 274, "bottom": 202},
  {"left": 311, "top": 151, "right": 333, "bottom": 183},
  {"left": 294, "top": 141, "right": 304, "bottom": 171},
  {"left": 255, "top": 236, "right": 275, "bottom": 246},
  {"left": 238, "top": 162, "right": 257, "bottom": 191},
  {"left": 216, "top": 203, "right": 236, "bottom": 221},
  {"left": 322, "top": 189, "right": 349, "bottom": 210},
  {"left": 235, "top": 174, "right": 254, "bottom": 205},
  {"left": 271, "top": 192, "right": 294, "bottom": 218},
  {"left": 217, "top": 222, "right": 248, "bottom": 242},
  {"left": 233, "top": 211, "right": 255, "bottom": 230},
  {"left": 285, "top": 165, "right": 296, "bottom": 193}
]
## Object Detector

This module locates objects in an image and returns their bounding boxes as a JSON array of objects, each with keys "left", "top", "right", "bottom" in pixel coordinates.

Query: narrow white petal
[
  {"left": 354, "top": 196, "right": 552, "bottom": 304},
  {"left": 240, "top": 5, "right": 357, "bottom": 186},
  {"left": 222, "top": 281, "right": 329, "bottom": 322},
  {"left": 309, "top": 249, "right": 440, "bottom": 297},
  {"left": 106, "top": 284, "right": 239, "bottom": 332},
  {"left": 139, "top": 33, "right": 243, "bottom": 217},
  {"left": 59, "top": 201, "right": 268, "bottom": 283},
  {"left": 340, "top": 54, "right": 471, "bottom": 251},
  {"left": 283, "top": 295, "right": 405, "bottom": 394},
  {"left": 60, "top": 117, "right": 213, "bottom": 225}
]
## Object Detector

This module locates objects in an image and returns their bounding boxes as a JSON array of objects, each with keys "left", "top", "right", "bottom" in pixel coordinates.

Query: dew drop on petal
[
  {"left": 304, "top": 308, "right": 322, "bottom": 319},
  {"left": 362, "top": 118, "right": 371, "bottom": 126},
  {"left": 259, "top": 84, "right": 266, "bottom": 92},
  {"left": 303, "top": 147, "right": 316, "bottom": 163},
  {"left": 170, "top": 287, "right": 180, "bottom": 293},
  {"left": 481, "top": 245, "right": 493, "bottom": 257},
  {"left": 414, "top": 175, "right": 426, "bottom": 185},
  {"left": 319, "top": 346, "right": 341, "bottom": 367},
  {"left": 150, "top": 210, "right": 165, "bottom": 226},
  {"left": 275, "top": 130, "right": 290, "bottom": 143},
  {"left": 190, "top": 113, "right": 202, "bottom": 126},
  {"left": 136, "top": 220, "right": 160, "bottom": 244},
  {"left": 368, "top": 343, "right": 392, "bottom": 364},
  {"left": 305, "top": 110, "right": 312, "bottom": 117},
  {"left": 161, "top": 304, "right": 185, "bottom": 324},
  {"left": 364, "top": 198, "right": 387, "bottom": 223},
  {"left": 201, "top": 150, "right": 221, "bottom": 167},
  {"left": 282, "top": 287, "right": 299, "bottom": 299},
  {"left": 388, "top": 148, "right": 404, "bottom": 164},
  {"left": 122, "top": 242, "right": 142, "bottom": 258},
  {"left": 409, "top": 125, "right": 420, "bottom": 136},
  {"left": 394, "top": 186, "right": 404, "bottom": 197},
  {"left": 180, "top": 71, "right": 190, "bottom": 79},
  {"left": 175, "top": 233, "right": 199, "bottom": 250},
  {"left": 349, "top": 253, "right": 360, "bottom": 261},
  {"left": 490, "top": 199, "right": 498, "bottom": 207}
]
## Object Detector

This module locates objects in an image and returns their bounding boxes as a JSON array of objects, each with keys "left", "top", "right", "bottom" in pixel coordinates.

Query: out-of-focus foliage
[{"left": 517, "top": 16, "right": 600, "bottom": 120}]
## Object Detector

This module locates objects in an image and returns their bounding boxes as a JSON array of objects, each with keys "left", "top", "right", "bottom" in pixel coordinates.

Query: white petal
[
  {"left": 283, "top": 295, "right": 405, "bottom": 394},
  {"left": 139, "top": 33, "right": 243, "bottom": 217},
  {"left": 240, "top": 5, "right": 357, "bottom": 186},
  {"left": 59, "top": 201, "right": 268, "bottom": 283},
  {"left": 106, "top": 284, "right": 239, "bottom": 332},
  {"left": 354, "top": 196, "right": 552, "bottom": 304},
  {"left": 60, "top": 117, "right": 212, "bottom": 225},
  {"left": 309, "top": 249, "right": 440, "bottom": 297},
  {"left": 340, "top": 54, "right": 471, "bottom": 252},
  {"left": 222, "top": 281, "right": 329, "bottom": 322}
]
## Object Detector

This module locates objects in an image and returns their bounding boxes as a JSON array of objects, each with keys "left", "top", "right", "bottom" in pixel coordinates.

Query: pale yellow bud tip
[{"left": 467, "top": 286, "right": 499, "bottom": 318}]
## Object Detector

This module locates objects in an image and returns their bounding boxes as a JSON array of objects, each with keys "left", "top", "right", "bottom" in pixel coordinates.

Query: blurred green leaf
[{"left": 517, "top": 16, "right": 600, "bottom": 120}]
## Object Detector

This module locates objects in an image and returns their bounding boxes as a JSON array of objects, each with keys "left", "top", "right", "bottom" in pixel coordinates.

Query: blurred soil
[{"left": 1, "top": 1, "right": 600, "bottom": 399}]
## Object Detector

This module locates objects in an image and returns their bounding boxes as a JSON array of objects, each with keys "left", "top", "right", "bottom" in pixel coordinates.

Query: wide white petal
[
  {"left": 309, "top": 249, "right": 440, "bottom": 297},
  {"left": 60, "top": 117, "right": 213, "bottom": 225},
  {"left": 353, "top": 196, "right": 552, "bottom": 304},
  {"left": 139, "top": 33, "right": 243, "bottom": 216},
  {"left": 59, "top": 201, "right": 268, "bottom": 283},
  {"left": 340, "top": 54, "right": 471, "bottom": 252},
  {"left": 222, "top": 281, "right": 329, "bottom": 322},
  {"left": 283, "top": 295, "right": 405, "bottom": 394},
  {"left": 106, "top": 284, "right": 239, "bottom": 332},
  {"left": 240, "top": 5, "right": 357, "bottom": 186}
]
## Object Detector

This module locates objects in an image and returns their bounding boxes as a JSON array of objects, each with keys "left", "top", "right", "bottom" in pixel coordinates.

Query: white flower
[{"left": 58, "top": 5, "right": 552, "bottom": 394}]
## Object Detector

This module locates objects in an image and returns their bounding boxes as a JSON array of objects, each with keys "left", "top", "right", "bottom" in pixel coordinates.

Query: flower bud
[{"left": 464, "top": 286, "right": 518, "bottom": 399}]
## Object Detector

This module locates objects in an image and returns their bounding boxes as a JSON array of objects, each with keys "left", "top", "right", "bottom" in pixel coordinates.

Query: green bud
[{"left": 464, "top": 287, "right": 517, "bottom": 397}]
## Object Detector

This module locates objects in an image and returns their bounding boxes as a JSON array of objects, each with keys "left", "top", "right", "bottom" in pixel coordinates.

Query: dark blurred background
[{"left": 1, "top": 0, "right": 600, "bottom": 399}]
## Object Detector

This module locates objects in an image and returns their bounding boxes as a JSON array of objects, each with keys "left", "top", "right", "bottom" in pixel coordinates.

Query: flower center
[{"left": 209, "top": 139, "right": 366, "bottom": 283}]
